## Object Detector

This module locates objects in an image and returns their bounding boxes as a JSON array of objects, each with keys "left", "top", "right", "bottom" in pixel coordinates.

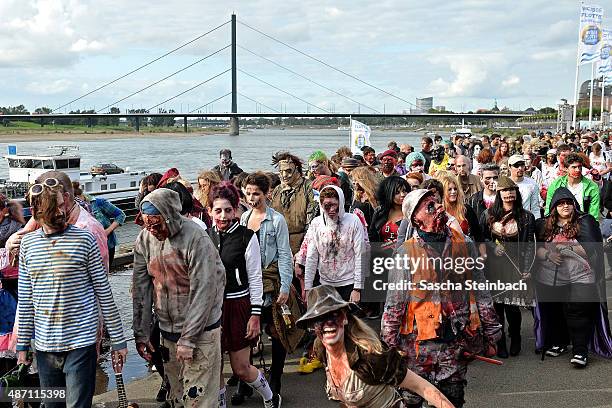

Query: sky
[{"left": 0, "top": 0, "right": 608, "bottom": 114}]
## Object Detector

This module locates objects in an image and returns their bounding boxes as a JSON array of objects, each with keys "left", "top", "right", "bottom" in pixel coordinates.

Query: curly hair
[
  {"left": 195, "top": 170, "right": 221, "bottom": 204},
  {"left": 208, "top": 181, "right": 240, "bottom": 209},
  {"left": 542, "top": 203, "right": 580, "bottom": 241},
  {"left": 271, "top": 151, "right": 304, "bottom": 175}
]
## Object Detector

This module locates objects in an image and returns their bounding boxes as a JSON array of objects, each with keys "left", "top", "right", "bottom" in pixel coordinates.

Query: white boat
[
  {"left": 1, "top": 146, "right": 145, "bottom": 204},
  {"left": 454, "top": 119, "right": 472, "bottom": 137}
]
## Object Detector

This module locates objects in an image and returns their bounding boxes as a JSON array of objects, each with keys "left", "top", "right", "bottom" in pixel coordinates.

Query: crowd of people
[{"left": 0, "top": 128, "right": 611, "bottom": 408}]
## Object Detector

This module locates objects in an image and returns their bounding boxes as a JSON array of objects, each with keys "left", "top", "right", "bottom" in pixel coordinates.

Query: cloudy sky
[{"left": 0, "top": 0, "right": 608, "bottom": 114}]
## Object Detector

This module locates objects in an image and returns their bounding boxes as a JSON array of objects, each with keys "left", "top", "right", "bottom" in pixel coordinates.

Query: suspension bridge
[{"left": 2, "top": 14, "right": 526, "bottom": 135}]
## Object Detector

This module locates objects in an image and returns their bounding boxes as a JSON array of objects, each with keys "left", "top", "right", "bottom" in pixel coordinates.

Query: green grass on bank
[{"left": 0, "top": 121, "right": 228, "bottom": 134}]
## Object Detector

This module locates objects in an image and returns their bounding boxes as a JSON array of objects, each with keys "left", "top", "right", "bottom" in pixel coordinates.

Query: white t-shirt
[
  {"left": 514, "top": 176, "right": 541, "bottom": 219},
  {"left": 567, "top": 182, "right": 584, "bottom": 210},
  {"left": 589, "top": 152, "right": 610, "bottom": 179}
]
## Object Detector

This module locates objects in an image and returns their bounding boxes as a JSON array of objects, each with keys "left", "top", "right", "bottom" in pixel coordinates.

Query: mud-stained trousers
[{"left": 161, "top": 327, "right": 221, "bottom": 408}]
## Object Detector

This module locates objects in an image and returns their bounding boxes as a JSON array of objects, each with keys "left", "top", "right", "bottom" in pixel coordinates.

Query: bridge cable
[
  {"left": 52, "top": 20, "right": 231, "bottom": 113},
  {"left": 99, "top": 45, "right": 231, "bottom": 112},
  {"left": 148, "top": 69, "right": 231, "bottom": 111},
  {"left": 238, "top": 20, "right": 417, "bottom": 108},
  {"left": 189, "top": 92, "right": 233, "bottom": 113},
  {"left": 238, "top": 45, "right": 379, "bottom": 113},
  {"left": 239, "top": 69, "right": 329, "bottom": 113},
  {"left": 238, "top": 93, "right": 281, "bottom": 113}
]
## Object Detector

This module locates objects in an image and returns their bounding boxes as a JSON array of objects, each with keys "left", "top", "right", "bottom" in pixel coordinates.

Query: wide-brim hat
[
  {"left": 341, "top": 158, "right": 360, "bottom": 169},
  {"left": 401, "top": 188, "right": 433, "bottom": 223},
  {"left": 296, "top": 285, "right": 359, "bottom": 330}
]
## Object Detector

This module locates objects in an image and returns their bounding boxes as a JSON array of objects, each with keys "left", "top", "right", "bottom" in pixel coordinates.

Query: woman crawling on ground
[{"left": 297, "top": 285, "right": 455, "bottom": 408}]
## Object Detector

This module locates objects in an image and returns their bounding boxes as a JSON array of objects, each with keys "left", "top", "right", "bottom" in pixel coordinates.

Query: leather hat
[{"left": 296, "top": 285, "right": 358, "bottom": 329}]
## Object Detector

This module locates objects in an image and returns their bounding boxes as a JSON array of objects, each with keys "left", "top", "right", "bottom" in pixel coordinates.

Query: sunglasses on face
[
  {"left": 144, "top": 217, "right": 166, "bottom": 231},
  {"left": 556, "top": 200, "right": 574, "bottom": 208},
  {"left": 29, "top": 177, "right": 61, "bottom": 196},
  {"left": 511, "top": 163, "right": 525, "bottom": 168}
]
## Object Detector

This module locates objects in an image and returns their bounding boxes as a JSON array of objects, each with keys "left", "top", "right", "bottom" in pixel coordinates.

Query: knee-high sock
[{"left": 247, "top": 370, "right": 273, "bottom": 401}]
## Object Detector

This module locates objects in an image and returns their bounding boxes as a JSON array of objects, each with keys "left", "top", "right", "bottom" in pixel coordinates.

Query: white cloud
[
  {"left": 25, "top": 79, "right": 72, "bottom": 95},
  {"left": 70, "top": 39, "right": 107, "bottom": 53},
  {"left": 502, "top": 75, "right": 520, "bottom": 87}
]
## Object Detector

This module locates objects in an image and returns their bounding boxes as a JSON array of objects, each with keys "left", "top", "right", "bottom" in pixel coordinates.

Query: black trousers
[
  {"left": 405, "top": 379, "right": 466, "bottom": 408},
  {"left": 537, "top": 283, "right": 597, "bottom": 355},
  {"left": 494, "top": 303, "right": 522, "bottom": 339}
]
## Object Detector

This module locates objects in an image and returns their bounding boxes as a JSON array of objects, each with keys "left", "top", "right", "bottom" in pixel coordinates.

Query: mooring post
[
  {"left": 135, "top": 116, "right": 140, "bottom": 132},
  {"left": 184, "top": 116, "right": 188, "bottom": 132},
  {"left": 229, "top": 13, "right": 239, "bottom": 135}
]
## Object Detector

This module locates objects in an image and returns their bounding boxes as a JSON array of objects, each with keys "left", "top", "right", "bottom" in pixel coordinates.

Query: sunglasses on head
[{"left": 28, "top": 178, "right": 61, "bottom": 197}]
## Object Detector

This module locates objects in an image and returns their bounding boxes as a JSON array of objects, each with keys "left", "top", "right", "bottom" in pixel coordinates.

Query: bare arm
[{"left": 399, "top": 370, "right": 455, "bottom": 408}]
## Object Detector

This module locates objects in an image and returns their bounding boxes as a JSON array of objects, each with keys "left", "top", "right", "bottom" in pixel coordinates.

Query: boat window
[
  {"left": 101, "top": 184, "right": 108, "bottom": 191},
  {"left": 32, "top": 160, "right": 43, "bottom": 169},
  {"left": 68, "top": 158, "right": 80, "bottom": 168},
  {"left": 130, "top": 181, "right": 137, "bottom": 187},
  {"left": 7, "top": 159, "right": 18, "bottom": 168},
  {"left": 110, "top": 183, "right": 116, "bottom": 189},
  {"left": 43, "top": 160, "right": 54, "bottom": 169},
  {"left": 55, "top": 159, "right": 68, "bottom": 169},
  {"left": 18, "top": 159, "right": 33, "bottom": 168},
  {"left": 85, "top": 182, "right": 92, "bottom": 192}
]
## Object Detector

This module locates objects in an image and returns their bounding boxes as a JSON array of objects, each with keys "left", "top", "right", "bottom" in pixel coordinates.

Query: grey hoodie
[{"left": 132, "top": 188, "right": 225, "bottom": 348}]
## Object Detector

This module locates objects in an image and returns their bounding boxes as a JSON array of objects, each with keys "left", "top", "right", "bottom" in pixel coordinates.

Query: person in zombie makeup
[
  {"left": 454, "top": 155, "right": 483, "bottom": 199},
  {"left": 546, "top": 153, "right": 601, "bottom": 221},
  {"left": 132, "top": 188, "right": 225, "bottom": 408},
  {"left": 308, "top": 150, "right": 353, "bottom": 211},
  {"left": 379, "top": 150, "right": 402, "bottom": 178},
  {"left": 382, "top": 189, "right": 501, "bottom": 408},
  {"left": 270, "top": 151, "right": 317, "bottom": 255},
  {"left": 428, "top": 145, "right": 449, "bottom": 177},
  {"left": 213, "top": 148, "right": 244, "bottom": 181},
  {"left": 295, "top": 285, "right": 455, "bottom": 408},
  {"left": 404, "top": 152, "right": 431, "bottom": 181},
  {"left": 240, "top": 172, "right": 303, "bottom": 408},
  {"left": 205, "top": 182, "right": 277, "bottom": 407}
]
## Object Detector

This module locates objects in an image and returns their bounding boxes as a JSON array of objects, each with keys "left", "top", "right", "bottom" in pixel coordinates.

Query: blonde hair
[
  {"left": 195, "top": 170, "right": 221, "bottom": 203},
  {"left": 349, "top": 167, "right": 379, "bottom": 207},
  {"left": 314, "top": 312, "right": 383, "bottom": 360},
  {"left": 440, "top": 174, "right": 466, "bottom": 225}
]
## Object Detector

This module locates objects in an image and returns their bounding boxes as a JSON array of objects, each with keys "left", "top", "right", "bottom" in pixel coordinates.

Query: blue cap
[{"left": 141, "top": 201, "right": 161, "bottom": 215}]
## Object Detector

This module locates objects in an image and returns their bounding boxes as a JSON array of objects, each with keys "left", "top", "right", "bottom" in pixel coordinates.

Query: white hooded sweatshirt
[{"left": 305, "top": 185, "right": 365, "bottom": 290}]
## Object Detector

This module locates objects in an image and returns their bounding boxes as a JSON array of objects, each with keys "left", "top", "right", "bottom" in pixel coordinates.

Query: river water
[
  {"left": 2, "top": 128, "right": 428, "bottom": 394},
  {"left": 0, "top": 128, "right": 427, "bottom": 181}
]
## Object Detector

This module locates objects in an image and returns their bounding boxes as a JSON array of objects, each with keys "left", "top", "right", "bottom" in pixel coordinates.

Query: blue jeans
[{"left": 36, "top": 344, "right": 97, "bottom": 408}]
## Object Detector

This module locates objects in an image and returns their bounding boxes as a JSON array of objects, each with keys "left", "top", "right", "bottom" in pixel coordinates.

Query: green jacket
[{"left": 545, "top": 175, "right": 600, "bottom": 220}]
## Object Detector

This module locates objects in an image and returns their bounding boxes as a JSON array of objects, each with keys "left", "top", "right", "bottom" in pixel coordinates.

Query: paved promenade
[{"left": 93, "top": 281, "right": 612, "bottom": 408}]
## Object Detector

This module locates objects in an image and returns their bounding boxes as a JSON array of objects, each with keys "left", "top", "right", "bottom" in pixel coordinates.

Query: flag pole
[
  {"left": 601, "top": 73, "right": 606, "bottom": 127},
  {"left": 589, "top": 62, "right": 595, "bottom": 126},
  {"left": 572, "top": 3, "right": 583, "bottom": 130}
]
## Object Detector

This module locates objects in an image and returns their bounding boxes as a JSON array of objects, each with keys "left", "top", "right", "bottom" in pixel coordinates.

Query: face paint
[
  {"left": 220, "top": 153, "right": 232, "bottom": 167},
  {"left": 381, "top": 156, "right": 396, "bottom": 173},
  {"left": 321, "top": 198, "right": 339, "bottom": 219},
  {"left": 143, "top": 214, "right": 170, "bottom": 241},
  {"left": 245, "top": 185, "right": 265, "bottom": 209},
  {"left": 413, "top": 195, "right": 447, "bottom": 232},
  {"left": 313, "top": 311, "right": 346, "bottom": 346},
  {"left": 473, "top": 145, "right": 481, "bottom": 158},
  {"left": 500, "top": 188, "right": 517, "bottom": 202},
  {"left": 447, "top": 184, "right": 458, "bottom": 203},
  {"left": 568, "top": 163, "right": 582, "bottom": 179},
  {"left": 309, "top": 161, "right": 325, "bottom": 177},
  {"left": 279, "top": 161, "right": 299, "bottom": 185},
  {"left": 210, "top": 198, "right": 235, "bottom": 231},
  {"left": 410, "top": 160, "right": 424, "bottom": 173}
]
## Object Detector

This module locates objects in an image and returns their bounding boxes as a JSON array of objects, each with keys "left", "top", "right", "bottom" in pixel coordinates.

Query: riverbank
[{"left": 0, "top": 130, "right": 227, "bottom": 142}]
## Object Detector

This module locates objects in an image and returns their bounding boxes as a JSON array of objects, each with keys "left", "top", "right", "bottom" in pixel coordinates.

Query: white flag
[
  {"left": 578, "top": 4, "right": 604, "bottom": 65},
  {"left": 597, "top": 28, "right": 612, "bottom": 75},
  {"left": 350, "top": 119, "right": 371, "bottom": 154}
]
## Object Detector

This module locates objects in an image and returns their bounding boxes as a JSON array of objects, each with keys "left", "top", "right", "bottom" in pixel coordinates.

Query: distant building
[
  {"left": 410, "top": 97, "right": 433, "bottom": 114},
  {"left": 435, "top": 105, "right": 446, "bottom": 112},
  {"left": 577, "top": 79, "right": 611, "bottom": 111}
]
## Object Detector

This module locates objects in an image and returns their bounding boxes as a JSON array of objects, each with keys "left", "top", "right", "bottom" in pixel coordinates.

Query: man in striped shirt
[{"left": 16, "top": 178, "right": 127, "bottom": 408}]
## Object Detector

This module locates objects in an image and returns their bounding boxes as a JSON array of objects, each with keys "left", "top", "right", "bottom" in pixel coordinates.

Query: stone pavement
[{"left": 93, "top": 286, "right": 612, "bottom": 408}]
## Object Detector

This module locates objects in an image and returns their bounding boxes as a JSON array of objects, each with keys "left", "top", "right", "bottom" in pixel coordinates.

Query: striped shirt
[{"left": 17, "top": 225, "right": 126, "bottom": 352}]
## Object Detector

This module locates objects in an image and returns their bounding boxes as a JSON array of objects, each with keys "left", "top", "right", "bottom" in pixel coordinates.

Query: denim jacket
[
  {"left": 90, "top": 197, "right": 126, "bottom": 249},
  {"left": 240, "top": 206, "right": 293, "bottom": 294}
]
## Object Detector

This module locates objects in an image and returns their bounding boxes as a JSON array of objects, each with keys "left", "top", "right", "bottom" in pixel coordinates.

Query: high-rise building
[{"left": 410, "top": 97, "right": 433, "bottom": 114}]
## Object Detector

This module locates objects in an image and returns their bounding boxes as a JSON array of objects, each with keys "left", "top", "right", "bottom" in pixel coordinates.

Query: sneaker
[
  {"left": 156, "top": 383, "right": 168, "bottom": 402},
  {"left": 545, "top": 345, "right": 567, "bottom": 357},
  {"left": 273, "top": 394, "right": 282, "bottom": 408},
  {"left": 570, "top": 354, "right": 588, "bottom": 368},
  {"left": 297, "top": 356, "right": 324, "bottom": 374}
]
